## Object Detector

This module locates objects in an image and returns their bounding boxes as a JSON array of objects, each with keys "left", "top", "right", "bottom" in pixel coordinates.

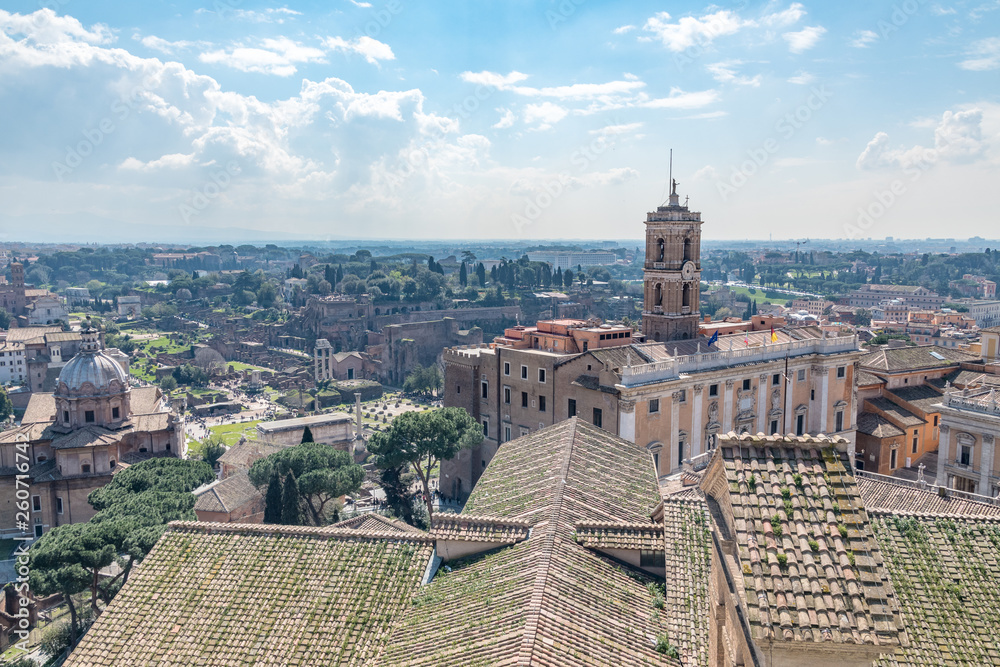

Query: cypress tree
[
  {"left": 264, "top": 469, "right": 282, "bottom": 523},
  {"left": 459, "top": 261, "right": 468, "bottom": 287},
  {"left": 476, "top": 262, "right": 486, "bottom": 287},
  {"left": 301, "top": 425, "right": 315, "bottom": 444},
  {"left": 282, "top": 472, "right": 301, "bottom": 525}
]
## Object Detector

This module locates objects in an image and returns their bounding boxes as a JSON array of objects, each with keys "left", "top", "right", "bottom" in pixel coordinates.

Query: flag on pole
[
  {"left": 744, "top": 331, "right": 750, "bottom": 347},
  {"left": 771, "top": 326, "right": 778, "bottom": 343},
  {"left": 707, "top": 330, "right": 719, "bottom": 348}
]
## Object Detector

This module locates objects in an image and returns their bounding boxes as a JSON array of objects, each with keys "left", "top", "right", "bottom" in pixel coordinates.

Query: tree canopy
[
  {"left": 368, "top": 407, "right": 483, "bottom": 523},
  {"left": 248, "top": 442, "right": 364, "bottom": 525}
]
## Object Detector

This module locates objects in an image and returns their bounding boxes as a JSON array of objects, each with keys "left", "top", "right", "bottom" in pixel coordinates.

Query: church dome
[{"left": 58, "top": 351, "right": 129, "bottom": 393}]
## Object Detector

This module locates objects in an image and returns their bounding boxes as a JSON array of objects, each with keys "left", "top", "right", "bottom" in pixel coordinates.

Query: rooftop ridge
[
  {"left": 167, "top": 520, "right": 436, "bottom": 543},
  {"left": 574, "top": 520, "right": 663, "bottom": 530},
  {"left": 867, "top": 508, "right": 1000, "bottom": 521},
  {"left": 432, "top": 514, "right": 533, "bottom": 529}
]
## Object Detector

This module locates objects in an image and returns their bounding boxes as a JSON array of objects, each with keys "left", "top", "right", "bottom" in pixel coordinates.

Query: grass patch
[
  {"left": 726, "top": 284, "right": 792, "bottom": 306},
  {"left": 226, "top": 361, "right": 272, "bottom": 373},
  {"left": 206, "top": 420, "right": 261, "bottom": 446}
]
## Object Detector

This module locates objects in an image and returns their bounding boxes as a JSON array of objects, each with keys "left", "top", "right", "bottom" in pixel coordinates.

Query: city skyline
[{"left": 0, "top": 1, "right": 997, "bottom": 242}]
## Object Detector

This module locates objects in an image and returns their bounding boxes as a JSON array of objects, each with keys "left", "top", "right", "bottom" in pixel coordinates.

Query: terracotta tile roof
[
  {"left": 64, "top": 521, "right": 434, "bottom": 667},
  {"left": 131, "top": 412, "right": 170, "bottom": 433},
  {"left": 129, "top": 386, "right": 163, "bottom": 415},
  {"left": 866, "top": 397, "right": 926, "bottom": 428},
  {"left": 857, "top": 370, "right": 886, "bottom": 386},
  {"left": 857, "top": 475, "right": 1000, "bottom": 518},
  {"left": 662, "top": 498, "right": 712, "bottom": 667},
  {"left": 2, "top": 326, "right": 60, "bottom": 342},
  {"left": 332, "top": 512, "right": 426, "bottom": 534},
  {"left": 430, "top": 514, "right": 531, "bottom": 543},
  {"left": 49, "top": 425, "right": 121, "bottom": 450},
  {"left": 193, "top": 471, "right": 263, "bottom": 514},
  {"left": 944, "top": 368, "right": 1000, "bottom": 389},
  {"left": 857, "top": 412, "right": 906, "bottom": 438},
  {"left": 21, "top": 392, "right": 56, "bottom": 424},
  {"left": 860, "top": 346, "right": 978, "bottom": 372},
  {"left": 886, "top": 385, "right": 945, "bottom": 414},
  {"left": 871, "top": 512, "right": 1000, "bottom": 666},
  {"left": 574, "top": 520, "right": 664, "bottom": 551},
  {"left": 381, "top": 418, "right": 678, "bottom": 667},
  {"left": 217, "top": 439, "right": 286, "bottom": 469},
  {"left": 702, "top": 433, "right": 905, "bottom": 649}
]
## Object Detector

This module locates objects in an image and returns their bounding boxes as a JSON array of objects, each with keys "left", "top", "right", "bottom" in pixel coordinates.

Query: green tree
[
  {"left": 202, "top": 437, "right": 226, "bottom": 469},
  {"left": 282, "top": 472, "right": 301, "bottom": 525},
  {"left": 0, "top": 308, "right": 11, "bottom": 329},
  {"left": 301, "top": 425, "right": 315, "bottom": 444},
  {"left": 855, "top": 309, "right": 872, "bottom": 326},
  {"left": 459, "top": 261, "right": 468, "bottom": 287},
  {"left": 0, "top": 384, "right": 13, "bottom": 421},
  {"left": 403, "top": 364, "right": 442, "bottom": 396},
  {"left": 256, "top": 282, "right": 278, "bottom": 308},
  {"left": 264, "top": 469, "right": 283, "bottom": 524},
  {"left": 248, "top": 443, "right": 364, "bottom": 526},
  {"left": 476, "top": 262, "right": 486, "bottom": 287},
  {"left": 368, "top": 407, "right": 483, "bottom": 523},
  {"left": 159, "top": 376, "right": 178, "bottom": 393},
  {"left": 379, "top": 464, "right": 423, "bottom": 528}
]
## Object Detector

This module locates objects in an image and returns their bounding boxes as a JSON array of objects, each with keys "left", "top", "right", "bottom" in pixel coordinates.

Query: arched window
[
  {"left": 657, "top": 238, "right": 664, "bottom": 262},
  {"left": 654, "top": 283, "right": 662, "bottom": 306},
  {"left": 683, "top": 237, "right": 692, "bottom": 262},
  {"left": 682, "top": 283, "right": 691, "bottom": 308},
  {"left": 81, "top": 463, "right": 91, "bottom": 473}
]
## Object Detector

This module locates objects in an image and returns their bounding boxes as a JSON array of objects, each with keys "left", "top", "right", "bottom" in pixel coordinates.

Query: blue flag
[{"left": 707, "top": 331, "right": 719, "bottom": 348}]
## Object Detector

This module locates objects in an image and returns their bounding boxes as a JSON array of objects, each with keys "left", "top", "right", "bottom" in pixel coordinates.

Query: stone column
[
  {"left": 671, "top": 391, "right": 681, "bottom": 471},
  {"left": 819, "top": 367, "right": 830, "bottom": 434},
  {"left": 619, "top": 399, "right": 636, "bottom": 443},
  {"left": 936, "top": 425, "right": 950, "bottom": 486},
  {"left": 354, "top": 393, "right": 363, "bottom": 440},
  {"left": 980, "top": 434, "right": 995, "bottom": 496},
  {"left": 784, "top": 372, "right": 795, "bottom": 434},
  {"left": 692, "top": 385, "right": 704, "bottom": 456},
  {"left": 723, "top": 380, "right": 734, "bottom": 434},
  {"left": 757, "top": 374, "right": 767, "bottom": 435}
]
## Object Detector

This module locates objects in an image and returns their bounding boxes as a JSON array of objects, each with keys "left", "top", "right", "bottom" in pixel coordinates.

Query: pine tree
[
  {"left": 564, "top": 270, "right": 574, "bottom": 288},
  {"left": 264, "top": 469, "right": 282, "bottom": 523},
  {"left": 301, "top": 425, "right": 315, "bottom": 444},
  {"left": 427, "top": 256, "right": 436, "bottom": 272},
  {"left": 281, "top": 472, "right": 301, "bottom": 525},
  {"left": 336, "top": 264, "right": 344, "bottom": 284},
  {"left": 476, "top": 262, "right": 486, "bottom": 287},
  {"left": 459, "top": 261, "right": 468, "bottom": 287},
  {"left": 370, "top": 259, "right": 378, "bottom": 273}
]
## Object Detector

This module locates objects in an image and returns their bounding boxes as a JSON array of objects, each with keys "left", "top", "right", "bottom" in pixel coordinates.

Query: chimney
[{"left": 354, "top": 393, "right": 363, "bottom": 439}]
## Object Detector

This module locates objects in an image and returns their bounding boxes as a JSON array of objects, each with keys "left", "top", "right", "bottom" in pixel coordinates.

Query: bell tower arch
[{"left": 641, "top": 178, "right": 702, "bottom": 342}]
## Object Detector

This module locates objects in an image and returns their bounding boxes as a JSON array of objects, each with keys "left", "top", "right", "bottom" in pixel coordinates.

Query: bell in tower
[{"left": 641, "top": 176, "right": 703, "bottom": 342}]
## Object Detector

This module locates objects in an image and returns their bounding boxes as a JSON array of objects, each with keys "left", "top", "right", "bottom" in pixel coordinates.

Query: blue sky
[{"left": 0, "top": 0, "right": 997, "bottom": 242}]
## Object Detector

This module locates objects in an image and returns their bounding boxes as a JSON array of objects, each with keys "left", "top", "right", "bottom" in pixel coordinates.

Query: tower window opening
[
  {"left": 683, "top": 237, "right": 692, "bottom": 262},
  {"left": 657, "top": 238, "right": 664, "bottom": 262}
]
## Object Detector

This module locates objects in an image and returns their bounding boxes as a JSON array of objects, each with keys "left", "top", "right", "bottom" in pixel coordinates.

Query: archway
[
  {"left": 682, "top": 283, "right": 691, "bottom": 308},
  {"left": 657, "top": 238, "right": 664, "bottom": 262},
  {"left": 683, "top": 237, "right": 692, "bottom": 262}
]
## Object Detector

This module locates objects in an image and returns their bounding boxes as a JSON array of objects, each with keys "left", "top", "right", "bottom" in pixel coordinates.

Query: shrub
[
  {"left": 747, "top": 474, "right": 757, "bottom": 491},
  {"left": 847, "top": 551, "right": 856, "bottom": 567},
  {"left": 654, "top": 634, "right": 680, "bottom": 658},
  {"left": 808, "top": 539, "right": 819, "bottom": 553},
  {"left": 776, "top": 553, "right": 788, "bottom": 568},
  {"left": 838, "top": 525, "right": 848, "bottom": 539},
  {"left": 793, "top": 473, "right": 803, "bottom": 487},
  {"left": 780, "top": 487, "right": 791, "bottom": 501}
]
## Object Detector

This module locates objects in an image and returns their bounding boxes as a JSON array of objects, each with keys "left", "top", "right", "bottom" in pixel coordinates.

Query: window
[
  {"left": 649, "top": 398, "right": 659, "bottom": 414},
  {"left": 772, "top": 373, "right": 781, "bottom": 386},
  {"left": 742, "top": 379, "right": 751, "bottom": 391},
  {"left": 521, "top": 365, "right": 528, "bottom": 379},
  {"left": 481, "top": 381, "right": 488, "bottom": 399},
  {"left": 347, "top": 368, "right": 355, "bottom": 380},
  {"left": 32, "top": 495, "right": 41, "bottom": 512},
  {"left": 504, "top": 426, "right": 511, "bottom": 442},
  {"left": 538, "top": 368, "right": 546, "bottom": 383},
  {"left": 678, "top": 440, "right": 686, "bottom": 466},
  {"left": 519, "top": 427, "right": 530, "bottom": 438},
  {"left": 770, "top": 420, "right": 779, "bottom": 435},
  {"left": 112, "top": 406, "right": 120, "bottom": 420},
  {"left": 810, "top": 390, "right": 815, "bottom": 401},
  {"left": 960, "top": 445, "right": 971, "bottom": 465},
  {"left": 482, "top": 419, "right": 489, "bottom": 438},
  {"left": 81, "top": 463, "right": 91, "bottom": 473},
  {"left": 709, "top": 384, "right": 718, "bottom": 397},
  {"left": 835, "top": 411, "right": 844, "bottom": 432},
  {"left": 653, "top": 452, "right": 660, "bottom": 472},
  {"left": 797, "top": 369, "right": 806, "bottom": 381},
  {"left": 933, "top": 415, "right": 939, "bottom": 426},
  {"left": 521, "top": 392, "right": 528, "bottom": 408},
  {"left": 56, "top": 497, "right": 63, "bottom": 515},
  {"left": 568, "top": 399, "right": 577, "bottom": 417},
  {"left": 593, "top": 408, "right": 603, "bottom": 428},
  {"left": 640, "top": 550, "right": 666, "bottom": 568},
  {"left": 796, "top": 414, "right": 804, "bottom": 436},
  {"left": 504, "top": 387, "right": 511, "bottom": 404},
  {"left": 85, "top": 410, "right": 95, "bottom": 423},
  {"left": 482, "top": 460, "right": 487, "bottom": 468},
  {"left": 912, "top": 434, "right": 919, "bottom": 454},
  {"left": 504, "top": 362, "right": 510, "bottom": 376},
  {"left": 539, "top": 395, "right": 546, "bottom": 412},
  {"left": 837, "top": 366, "right": 846, "bottom": 378},
  {"left": 890, "top": 448, "right": 898, "bottom": 469},
  {"left": 677, "top": 389, "right": 686, "bottom": 403},
  {"left": 63, "top": 410, "right": 69, "bottom": 423},
  {"left": 456, "top": 385, "right": 461, "bottom": 395}
]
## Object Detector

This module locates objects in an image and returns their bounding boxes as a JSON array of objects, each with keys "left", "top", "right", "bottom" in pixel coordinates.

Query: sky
[{"left": 0, "top": 1, "right": 998, "bottom": 243}]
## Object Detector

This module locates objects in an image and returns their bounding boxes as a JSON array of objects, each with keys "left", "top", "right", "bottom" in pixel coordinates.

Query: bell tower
[{"left": 642, "top": 177, "right": 702, "bottom": 342}]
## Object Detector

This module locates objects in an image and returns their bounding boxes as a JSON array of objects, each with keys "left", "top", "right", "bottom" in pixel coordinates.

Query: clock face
[{"left": 682, "top": 261, "right": 695, "bottom": 280}]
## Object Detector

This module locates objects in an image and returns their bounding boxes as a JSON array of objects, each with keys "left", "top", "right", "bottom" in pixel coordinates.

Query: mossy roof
[{"left": 64, "top": 522, "right": 434, "bottom": 667}]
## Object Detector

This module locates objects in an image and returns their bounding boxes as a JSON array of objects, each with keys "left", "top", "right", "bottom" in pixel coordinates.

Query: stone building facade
[{"left": 936, "top": 388, "right": 1000, "bottom": 497}]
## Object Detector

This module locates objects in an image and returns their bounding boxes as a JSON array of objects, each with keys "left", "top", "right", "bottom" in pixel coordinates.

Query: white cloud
[
  {"left": 850, "top": 29, "right": 879, "bottom": 48},
  {"left": 959, "top": 37, "right": 1000, "bottom": 70},
  {"left": 931, "top": 4, "right": 957, "bottom": 14},
  {"left": 347, "top": 0, "right": 373, "bottom": 6},
  {"left": 856, "top": 108, "right": 990, "bottom": 170},
  {"left": 231, "top": 8, "right": 302, "bottom": 23},
  {"left": 642, "top": 88, "right": 719, "bottom": 110},
  {"left": 613, "top": 25, "right": 635, "bottom": 35},
  {"left": 783, "top": 25, "right": 826, "bottom": 53},
  {"left": 706, "top": 60, "right": 761, "bottom": 87},
  {"left": 460, "top": 70, "right": 644, "bottom": 100},
  {"left": 761, "top": 3, "right": 807, "bottom": 27},
  {"left": 787, "top": 71, "right": 815, "bottom": 85},
  {"left": 642, "top": 10, "right": 748, "bottom": 52},
  {"left": 693, "top": 165, "right": 719, "bottom": 180},
  {"left": 492, "top": 108, "right": 515, "bottom": 129},
  {"left": 523, "top": 102, "right": 568, "bottom": 129},
  {"left": 322, "top": 36, "right": 395, "bottom": 65},
  {"left": 119, "top": 153, "right": 196, "bottom": 171},
  {"left": 200, "top": 37, "right": 327, "bottom": 76},
  {"left": 138, "top": 35, "right": 195, "bottom": 54},
  {"left": 590, "top": 122, "right": 643, "bottom": 135}
]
